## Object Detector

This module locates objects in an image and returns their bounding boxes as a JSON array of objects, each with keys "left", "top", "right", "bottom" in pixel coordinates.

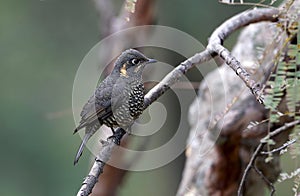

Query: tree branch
[
  {"left": 77, "top": 7, "right": 281, "bottom": 196},
  {"left": 207, "top": 8, "right": 279, "bottom": 103},
  {"left": 77, "top": 128, "right": 126, "bottom": 196},
  {"left": 145, "top": 8, "right": 280, "bottom": 108},
  {"left": 144, "top": 50, "right": 212, "bottom": 108}
]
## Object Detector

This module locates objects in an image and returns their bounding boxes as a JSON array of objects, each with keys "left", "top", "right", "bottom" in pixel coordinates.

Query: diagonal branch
[
  {"left": 253, "top": 165, "right": 275, "bottom": 196},
  {"left": 77, "top": 128, "right": 126, "bottom": 196},
  {"left": 144, "top": 50, "right": 212, "bottom": 108},
  {"left": 260, "top": 138, "right": 297, "bottom": 154}
]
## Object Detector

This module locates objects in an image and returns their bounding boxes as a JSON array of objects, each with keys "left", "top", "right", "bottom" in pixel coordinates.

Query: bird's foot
[{"left": 107, "top": 128, "right": 126, "bottom": 145}]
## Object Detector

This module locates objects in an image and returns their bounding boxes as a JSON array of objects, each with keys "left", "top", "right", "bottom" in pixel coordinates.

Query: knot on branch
[{"left": 251, "top": 83, "right": 264, "bottom": 104}]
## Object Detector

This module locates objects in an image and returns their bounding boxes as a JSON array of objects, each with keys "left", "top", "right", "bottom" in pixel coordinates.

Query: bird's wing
[{"left": 74, "top": 81, "right": 113, "bottom": 133}]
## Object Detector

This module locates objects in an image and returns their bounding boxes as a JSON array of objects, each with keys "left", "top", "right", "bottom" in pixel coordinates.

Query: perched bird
[{"left": 73, "top": 49, "right": 157, "bottom": 165}]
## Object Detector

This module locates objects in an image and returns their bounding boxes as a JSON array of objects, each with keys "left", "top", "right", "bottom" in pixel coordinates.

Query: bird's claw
[
  {"left": 107, "top": 128, "right": 126, "bottom": 145},
  {"left": 107, "top": 135, "right": 121, "bottom": 145}
]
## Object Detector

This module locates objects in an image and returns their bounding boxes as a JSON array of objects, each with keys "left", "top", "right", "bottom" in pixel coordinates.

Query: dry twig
[{"left": 237, "top": 120, "right": 300, "bottom": 196}]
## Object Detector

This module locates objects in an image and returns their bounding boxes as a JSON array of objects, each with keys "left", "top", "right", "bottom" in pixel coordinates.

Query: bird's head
[{"left": 112, "top": 49, "right": 157, "bottom": 78}]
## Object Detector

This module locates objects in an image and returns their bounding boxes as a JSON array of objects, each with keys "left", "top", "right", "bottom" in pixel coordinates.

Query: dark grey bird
[{"left": 73, "top": 49, "right": 157, "bottom": 165}]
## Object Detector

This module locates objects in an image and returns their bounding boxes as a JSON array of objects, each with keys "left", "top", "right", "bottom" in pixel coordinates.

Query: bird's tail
[
  {"left": 73, "top": 123, "right": 85, "bottom": 134},
  {"left": 73, "top": 133, "right": 91, "bottom": 165}
]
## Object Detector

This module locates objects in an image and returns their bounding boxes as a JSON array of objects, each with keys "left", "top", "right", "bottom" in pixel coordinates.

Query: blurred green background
[{"left": 1, "top": 0, "right": 293, "bottom": 196}]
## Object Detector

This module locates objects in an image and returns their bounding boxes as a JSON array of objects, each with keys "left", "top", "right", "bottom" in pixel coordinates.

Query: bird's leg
[
  {"left": 107, "top": 128, "right": 126, "bottom": 145},
  {"left": 110, "top": 127, "right": 115, "bottom": 135}
]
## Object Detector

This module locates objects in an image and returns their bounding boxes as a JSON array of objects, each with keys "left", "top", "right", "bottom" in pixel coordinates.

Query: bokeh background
[{"left": 1, "top": 0, "right": 291, "bottom": 195}]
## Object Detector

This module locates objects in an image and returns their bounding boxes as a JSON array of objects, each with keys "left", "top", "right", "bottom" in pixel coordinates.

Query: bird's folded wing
[{"left": 74, "top": 95, "right": 112, "bottom": 132}]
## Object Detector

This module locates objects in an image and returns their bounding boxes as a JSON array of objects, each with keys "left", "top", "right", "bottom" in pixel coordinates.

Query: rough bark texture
[{"left": 178, "top": 1, "right": 300, "bottom": 195}]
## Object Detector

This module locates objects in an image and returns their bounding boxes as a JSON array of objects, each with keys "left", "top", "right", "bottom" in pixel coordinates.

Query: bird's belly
[
  {"left": 113, "top": 105, "right": 135, "bottom": 128},
  {"left": 113, "top": 92, "right": 144, "bottom": 128}
]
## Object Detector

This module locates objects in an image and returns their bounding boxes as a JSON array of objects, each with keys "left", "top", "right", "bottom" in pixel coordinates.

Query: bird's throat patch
[{"left": 120, "top": 63, "right": 128, "bottom": 77}]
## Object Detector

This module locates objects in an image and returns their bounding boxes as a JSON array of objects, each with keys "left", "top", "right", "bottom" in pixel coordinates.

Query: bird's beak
[{"left": 147, "top": 58, "right": 157, "bottom": 64}]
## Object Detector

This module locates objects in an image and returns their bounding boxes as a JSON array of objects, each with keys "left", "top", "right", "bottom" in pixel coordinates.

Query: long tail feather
[
  {"left": 73, "top": 127, "right": 79, "bottom": 135},
  {"left": 73, "top": 128, "right": 78, "bottom": 135},
  {"left": 73, "top": 133, "right": 91, "bottom": 165}
]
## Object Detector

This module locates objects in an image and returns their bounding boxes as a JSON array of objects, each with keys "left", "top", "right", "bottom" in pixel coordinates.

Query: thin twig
[
  {"left": 261, "top": 138, "right": 297, "bottom": 154},
  {"left": 219, "top": 0, "right": 276, "bottom": 9},
  {"left": 266, "top": 120, "right": 300, "bottom": 138},
  {"left": 253, "top": 165, "right": 276, "bottom": 196},
  {"left": 238, "top": 119, "right": 300, "bottom": 195},
  {"left": 238, "top": 143, "right": 264, "bottom": 196}
]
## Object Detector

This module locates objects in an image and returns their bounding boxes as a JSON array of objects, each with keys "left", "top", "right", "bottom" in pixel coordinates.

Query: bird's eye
[{"left": 131, "top": 58, "right": 140, "bottom": 65}]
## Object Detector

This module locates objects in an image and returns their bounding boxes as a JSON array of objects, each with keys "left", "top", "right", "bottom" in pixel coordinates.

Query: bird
[{"left": 73, "top": 49, "right": 157, "bottom": 165}]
